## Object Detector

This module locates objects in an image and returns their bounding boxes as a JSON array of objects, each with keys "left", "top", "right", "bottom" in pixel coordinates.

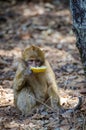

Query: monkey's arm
[
  {"left": 13, "top": 59, "right": 26, "bottom": 91},
  {"left": 45, "top": 61, "right": 82, "bottom": 110},
  {"left": 45, "top": 61, "right": 60, "bottom": 106}
]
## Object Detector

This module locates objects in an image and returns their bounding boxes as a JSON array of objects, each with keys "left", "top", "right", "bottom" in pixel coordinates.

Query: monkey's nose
[{"left": 32, "top": 61, "right": 36, "bottom": 67}]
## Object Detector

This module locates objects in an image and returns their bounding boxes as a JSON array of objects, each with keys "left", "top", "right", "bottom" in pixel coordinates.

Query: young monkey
[{"left": 13, "top": 45, "right": 82, "bottom": 115}]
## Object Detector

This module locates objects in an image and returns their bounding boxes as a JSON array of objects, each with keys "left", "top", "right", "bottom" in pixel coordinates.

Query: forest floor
[{"left": 0, "top": 1, "right": 86, "bottom": 130}]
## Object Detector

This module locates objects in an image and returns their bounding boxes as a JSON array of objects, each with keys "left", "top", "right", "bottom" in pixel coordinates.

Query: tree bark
[{"left": 70, "top": 0, "right": 86, "bottom": 74}]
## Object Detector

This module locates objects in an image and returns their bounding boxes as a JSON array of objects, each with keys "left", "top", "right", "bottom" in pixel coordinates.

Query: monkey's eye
[
  {"left": 35, "top": 59, "right": 42, "bottom": 66},
  {"left": 25, "top": 60, "right": 32, "bottom": 67},
  {"left": 36, "top": 59, "right": 40, "bottom": 62},
  {"left": 30, "top": 59, "right": 34, "bottom": 62},
  {"left": 27, "top": 60, "right": 34, "bottom": 65}
]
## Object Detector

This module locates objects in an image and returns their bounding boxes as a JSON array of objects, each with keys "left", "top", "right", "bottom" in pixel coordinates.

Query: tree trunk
[{"left": 70, "top": 0, "right": 86, "bottom": 74}]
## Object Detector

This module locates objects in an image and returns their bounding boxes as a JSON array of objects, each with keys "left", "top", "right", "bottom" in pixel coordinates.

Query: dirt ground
[{"left": 0, "top": 1, "right": 86, "bottom": 130}]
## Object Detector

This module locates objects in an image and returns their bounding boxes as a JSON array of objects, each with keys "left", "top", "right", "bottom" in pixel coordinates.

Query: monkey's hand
[
  {"left": 24, "top": 67, "right": 32, "bottom": 77},
  {"left": 13, "top": 60, "right": 26, "bottom": 91}
]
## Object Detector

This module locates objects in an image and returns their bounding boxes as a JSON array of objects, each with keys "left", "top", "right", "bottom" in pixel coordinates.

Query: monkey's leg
[{"left": 17, "top": 87, "right": 36, "bottom": 115}]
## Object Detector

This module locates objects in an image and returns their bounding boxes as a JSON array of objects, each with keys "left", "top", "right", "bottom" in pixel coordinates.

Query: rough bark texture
[{"left": 70, "top": 0, "right": 86, "bottom": 74}]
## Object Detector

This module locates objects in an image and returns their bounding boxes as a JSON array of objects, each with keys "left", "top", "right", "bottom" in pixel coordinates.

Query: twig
[{"left": 28, "top": 94, "right": 58, "bottom": 112}]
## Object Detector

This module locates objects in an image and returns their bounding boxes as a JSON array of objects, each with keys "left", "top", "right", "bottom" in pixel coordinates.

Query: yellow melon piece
[{"left": 30, "top": 66, "right": 47, "bottom": 73}]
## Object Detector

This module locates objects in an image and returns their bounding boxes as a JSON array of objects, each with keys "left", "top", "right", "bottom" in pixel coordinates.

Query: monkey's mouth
[
  {"left": 30, "top": 66, "right": 47, "bottom": 73},
  {"left": 25, "top": 59, "right": 46, "bottom": 73}
]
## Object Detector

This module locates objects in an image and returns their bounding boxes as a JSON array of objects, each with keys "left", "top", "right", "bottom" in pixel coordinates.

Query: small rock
[
  {"left": 57, "top": 44, "right": 62, "bottom": 49},
  {"left": 54, "top": 128, "right": 60, "bottom": 130}
]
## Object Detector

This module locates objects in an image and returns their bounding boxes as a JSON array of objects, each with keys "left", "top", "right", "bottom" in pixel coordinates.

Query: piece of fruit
[{"left": 30, "top": 66, "right": 47, "bottom": 73}]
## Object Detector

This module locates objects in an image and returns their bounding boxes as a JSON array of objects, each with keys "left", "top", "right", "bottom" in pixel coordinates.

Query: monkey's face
[
  {"left": 22, "top": 46, "right": 46, "bottom": 74},
  {"left": 25, "top": 58, "right": 46, "bottom": 74}
]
